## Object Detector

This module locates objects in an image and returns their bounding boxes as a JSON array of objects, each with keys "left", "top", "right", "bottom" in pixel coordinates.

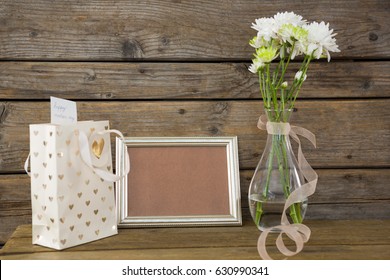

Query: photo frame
[{"left": 115, "top": 137, "right": 241, "bottom": 227}]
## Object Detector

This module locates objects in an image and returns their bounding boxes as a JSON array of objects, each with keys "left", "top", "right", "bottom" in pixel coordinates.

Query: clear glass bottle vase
[{"left": 248, "top": 109, "right": 307, "bottom": 231}]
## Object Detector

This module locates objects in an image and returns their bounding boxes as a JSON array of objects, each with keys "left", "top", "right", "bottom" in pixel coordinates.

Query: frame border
[{"left": 115, "top": 136, "right": 241, "bottom": 227}]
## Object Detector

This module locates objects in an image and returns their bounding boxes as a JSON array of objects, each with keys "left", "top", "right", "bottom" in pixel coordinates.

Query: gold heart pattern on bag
[
  {"left": 30, "top": 123, "right": 116, "bottom": 248},
  {"left": 92, "top": 138, "right": 105, "bottom": 159}
]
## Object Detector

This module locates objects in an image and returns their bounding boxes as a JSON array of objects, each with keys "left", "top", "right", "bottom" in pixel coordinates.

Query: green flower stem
[
  {"left": 266, "top": 65, "right": 278, "bottom": 111},
  {"left": 254, "top": 133, "right": 303, "bottom": 227},
  {"left": 286, "top": 57, "right": 306, "bottom": 100},
  {"left": 261, "top": 70, "right": 270, "bottom": 108},
  {"left": 258, "top": 70, "right": 265, "bottom": 102},
  {"left": 273, "top": 136, "right": 288, "bottom": 193},
  {"left": 273, "top": 47, "right": 285, "bottom": 84},
  {"left": 255, "top": 134, "right": 276, "bottom": 227},
  {"left": 263, "top": 140, "right": 275, "bottom": 198},
  {"left": 274, "top": 134, "right": 302, "bottom": 224},
  {"left": 289, "top": 57, "right": 312, "bottom": 110},
  {"left": 287, "top": 55, "right": 311, "bottom": 103},
  {"left": 254, "top": 199, "right": 263, "bottom": 226},
  {"left": 264, "top": 71, "right": 270, "bottom": 108},
  {"left": 276, "top": 41, "right": 295, "bottom": 88},
  {"left": 281, "top": 136, "right": 302, "bottom": 223}
]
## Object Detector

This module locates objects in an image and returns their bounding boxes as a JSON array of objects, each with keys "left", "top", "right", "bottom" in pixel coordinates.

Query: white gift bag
[{"left": 26, "top": 120, "right": 129, "bottom": 250}]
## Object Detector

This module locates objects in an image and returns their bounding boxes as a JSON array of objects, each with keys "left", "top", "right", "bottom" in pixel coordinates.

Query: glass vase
[{"left": 248, "top": 109, "right": 307, "bottom": 231}]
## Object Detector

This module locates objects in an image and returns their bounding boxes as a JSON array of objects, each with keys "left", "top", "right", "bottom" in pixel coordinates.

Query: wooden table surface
[{"left": 0, "top": 219, "right": 389, "bottom": 260}]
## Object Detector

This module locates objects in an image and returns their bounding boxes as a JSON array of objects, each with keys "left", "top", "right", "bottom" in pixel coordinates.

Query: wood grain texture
[
  {"left": 1, "top": 220, "right": 389, "bottom": 259},
  {"left": 0, "top": 100, "right": 389, "bottom": 172},
  {"left": 1, "top": 245, "right": 389, "bottom": 260},
  {"left": 7, "top": 220, "right": 390, "bottom": 247},
  {"left": 0, "top": 61, "right": 388, "bottom": 100},
  {"left": 0, "top": 0, "right": 388, "bottom": 60},
  {"left": 1, "top": 169, "right": 389, "bottom": 245}
]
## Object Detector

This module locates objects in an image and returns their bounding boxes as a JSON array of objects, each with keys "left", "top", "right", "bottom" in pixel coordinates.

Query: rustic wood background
[{"left": 0, "top": 0, "right": 389, "bottom": 246}]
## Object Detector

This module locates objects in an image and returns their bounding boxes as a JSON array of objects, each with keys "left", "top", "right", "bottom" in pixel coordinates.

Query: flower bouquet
[{"left": 247, "top": 12, "right": 339, "bottom": 231}]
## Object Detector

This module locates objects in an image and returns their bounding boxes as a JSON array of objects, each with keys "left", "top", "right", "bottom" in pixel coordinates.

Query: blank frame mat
[{"left": 126, "top": 146, "right": 230, "bottom": 217}]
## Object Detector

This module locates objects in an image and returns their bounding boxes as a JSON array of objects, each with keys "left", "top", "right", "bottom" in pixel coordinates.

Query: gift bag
[{"left": 26, "top": 120, "right": 129, "bottom": 250}]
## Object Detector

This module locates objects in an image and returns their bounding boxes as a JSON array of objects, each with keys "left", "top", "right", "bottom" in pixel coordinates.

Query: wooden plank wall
[{"left": 0, "top": 0, "right": 389, "bottom": 245}]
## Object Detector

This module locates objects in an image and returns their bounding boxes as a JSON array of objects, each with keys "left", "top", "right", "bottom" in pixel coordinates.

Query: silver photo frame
[{"left": 116, "top": 137, "right": 241, "bottom": 227}]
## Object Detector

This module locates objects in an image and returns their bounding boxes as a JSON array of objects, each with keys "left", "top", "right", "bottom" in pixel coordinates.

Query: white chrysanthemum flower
[
  {"left": 295, "top": 71, "right": 307, "bottom": 81},
  {"left": 278, "top": 24, "right": 309, "bottom": 59},
  {"left": 251, "top": 17, "right": 276, "bottom": 41},
  {"left": 278, "top": 24, "right": 295, "bottom": 43},
  {"left": 304, "top": 21, "right": 340, "bottom": 62},
  {"left": 248, "top": 59, "right": 265, "bottom": 73},
  {"left": 279, "top": 24, "right": 308, "bottom": 44},
  {"left": 281, "top": 81, "right": 288, "bottom": 88},
  {"left": 273, "top": 11, "right": 306, "bottom": 31}
]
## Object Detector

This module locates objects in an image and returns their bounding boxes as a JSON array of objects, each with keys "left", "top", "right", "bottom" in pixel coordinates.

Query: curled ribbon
[{"left": 256, "top": 115, "right": 318, "bottom": 260}]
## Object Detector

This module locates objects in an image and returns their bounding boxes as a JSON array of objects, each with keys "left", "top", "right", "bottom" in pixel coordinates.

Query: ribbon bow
[{"left": 256, "top": 115, "right": 318, "bottom": 260}]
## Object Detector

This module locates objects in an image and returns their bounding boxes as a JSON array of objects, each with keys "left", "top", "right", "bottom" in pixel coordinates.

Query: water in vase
[{"left": 249, "top": 193, "right": 308, "bottom": 231}]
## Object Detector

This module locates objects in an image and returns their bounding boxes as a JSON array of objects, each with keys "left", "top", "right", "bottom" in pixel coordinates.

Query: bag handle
[
  {"left": 78, "top": 129, "right": 130, "bottom": 182},
  {"left": 24, "top": 153, "right": 31, "bottom": 176}
]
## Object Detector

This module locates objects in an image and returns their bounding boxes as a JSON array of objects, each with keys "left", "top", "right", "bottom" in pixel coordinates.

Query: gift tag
[{"left": 50, "top": 97, "right": 77, "bottom": 124}]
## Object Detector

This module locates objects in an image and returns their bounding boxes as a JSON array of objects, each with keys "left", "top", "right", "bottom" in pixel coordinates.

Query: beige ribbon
[{"left": 256, "top": 115, "right": 318, "bottom": 260}]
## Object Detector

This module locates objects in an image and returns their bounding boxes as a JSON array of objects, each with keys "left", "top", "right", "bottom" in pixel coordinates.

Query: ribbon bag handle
[
  {"left": 79, "top": 129, "right": 130, "bottom": 182},
  {"left": 24, "top": 153, "right": 31, "bottom": 176}
]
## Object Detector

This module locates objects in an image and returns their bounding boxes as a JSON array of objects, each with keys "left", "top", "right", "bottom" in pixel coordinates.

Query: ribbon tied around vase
[{"left": 256, "top": 115, "right": 318, "bottom": 260}]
